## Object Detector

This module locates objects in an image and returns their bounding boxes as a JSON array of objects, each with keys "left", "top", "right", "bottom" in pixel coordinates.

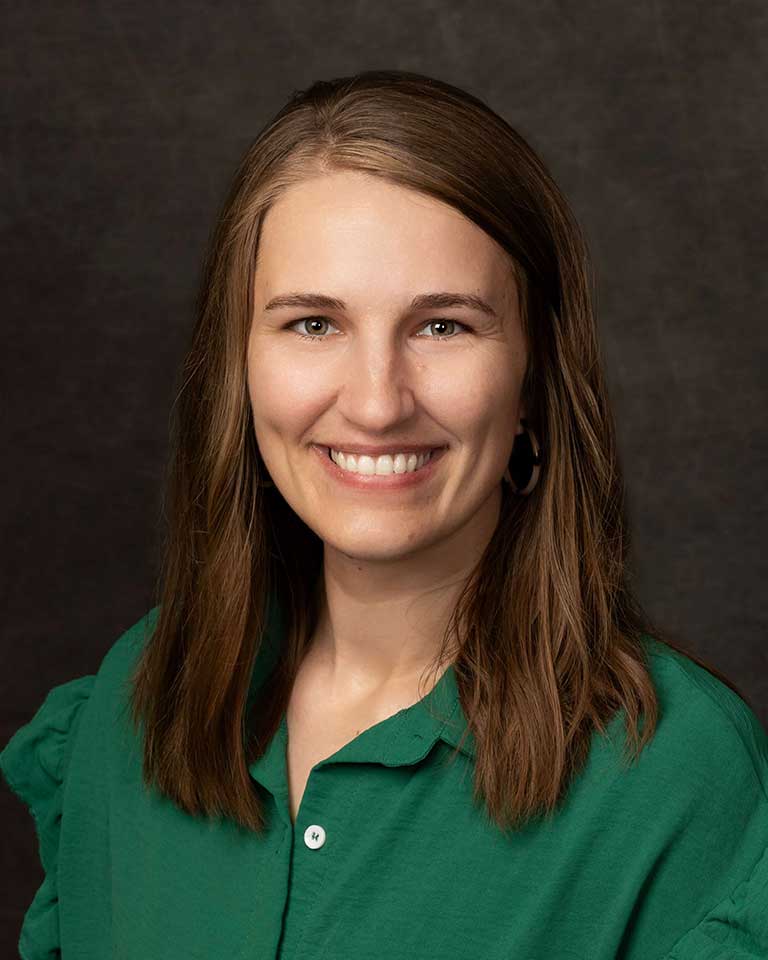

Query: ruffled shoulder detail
[
  {"left": 661, "top": 844, "right": 768, "bottom": 959},
  {"left": 0, "top": 674, "right": 95, "bottom": 960}
]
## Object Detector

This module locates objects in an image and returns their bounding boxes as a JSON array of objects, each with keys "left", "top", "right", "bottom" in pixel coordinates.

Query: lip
[
  {"left": 321, "top": 442, "right": 444, "bottom": 455},
  {"left": 312, "top": 443, "right": 448, "bottom": 490}
]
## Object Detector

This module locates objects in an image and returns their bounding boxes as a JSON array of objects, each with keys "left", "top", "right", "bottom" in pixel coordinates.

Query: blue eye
[{"left": 286, "top": 317, "right": 469, "bottom": 342}]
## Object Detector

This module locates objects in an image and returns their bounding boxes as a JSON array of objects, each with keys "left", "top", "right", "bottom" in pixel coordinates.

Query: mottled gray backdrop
[{"left": 1, "top": 1, "right": 766, "bottom": 952}]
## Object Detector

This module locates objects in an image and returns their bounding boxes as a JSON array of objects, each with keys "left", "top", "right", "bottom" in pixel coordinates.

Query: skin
[{"left": 247, "top": 170, "right": 528, "bottom": 710}]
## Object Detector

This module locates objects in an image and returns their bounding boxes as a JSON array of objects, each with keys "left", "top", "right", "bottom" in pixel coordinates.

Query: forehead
[{"left": 253, "top": 171, "right": 515, "bottom": 306}]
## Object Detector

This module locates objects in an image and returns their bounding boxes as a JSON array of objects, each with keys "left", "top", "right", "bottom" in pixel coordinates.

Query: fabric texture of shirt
[{"left": 2, "top": 595, "right": 768, "bottom": 960}]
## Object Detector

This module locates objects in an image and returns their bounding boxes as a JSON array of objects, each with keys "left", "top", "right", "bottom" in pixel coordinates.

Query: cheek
[
  {"left": 437, "top": 358, "right": 520, "bottom": 437},
  {"left": 247, "top": 352, "right": 326, "bottom": 438}
]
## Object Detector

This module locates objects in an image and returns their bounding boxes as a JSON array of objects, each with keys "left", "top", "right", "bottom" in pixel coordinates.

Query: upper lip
[{"left": 318, "top": 442, "right": 446, "bottom": 455}]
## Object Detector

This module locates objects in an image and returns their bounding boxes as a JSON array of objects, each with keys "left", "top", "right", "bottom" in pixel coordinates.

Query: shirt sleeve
[
  {"left": 659, "top": 843, "right": 768, "bottom": 959},
  {"left": 0, "top": 675, "right": 96, "bottom": 960},
  {"left": 649, "top": 647, "right": 768, "bottom": 959}
]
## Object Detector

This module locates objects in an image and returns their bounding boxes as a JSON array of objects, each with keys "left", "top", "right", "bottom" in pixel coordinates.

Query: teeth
[{"left": 329, "top": 448, "right": 435, "bottom": 475}]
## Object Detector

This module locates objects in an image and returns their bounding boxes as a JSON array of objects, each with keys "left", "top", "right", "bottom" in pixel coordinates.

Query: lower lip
[{"left": 312, "top": 444, "right": 448, "bottom": 490}]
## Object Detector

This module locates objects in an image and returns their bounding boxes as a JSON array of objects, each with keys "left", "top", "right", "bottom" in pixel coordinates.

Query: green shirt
[{"left": 2, "top": 598, "right": 768, "bottom": 960}]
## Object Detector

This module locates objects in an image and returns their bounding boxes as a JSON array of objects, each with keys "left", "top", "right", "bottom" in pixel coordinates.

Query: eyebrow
[{"left": 263, "top": 291, "right": 499, "bottom": 318}]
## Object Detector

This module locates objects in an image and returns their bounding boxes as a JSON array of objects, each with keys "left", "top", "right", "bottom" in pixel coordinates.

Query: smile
[
  {"left": 312, "top": 444, "right": 448, "bottom": 491},
  {"left": 329, "top": 447, "right": 436, "bottom": 475}
]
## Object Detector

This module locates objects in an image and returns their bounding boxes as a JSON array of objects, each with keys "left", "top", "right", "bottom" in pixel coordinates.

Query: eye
[
  {"left": 416, "top": 318, "right": 469, "bottom": 340},
  {"left": 285, "top": 316, "right": 470, "bottom": 342},
  {"left": 286, "top": 316, "right": 340, "bottom": 341}
]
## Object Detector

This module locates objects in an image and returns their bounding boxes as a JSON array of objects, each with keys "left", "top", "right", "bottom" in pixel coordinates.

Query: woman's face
[{"left": 247, "top": 170, "right": 528, "bottom": 564}]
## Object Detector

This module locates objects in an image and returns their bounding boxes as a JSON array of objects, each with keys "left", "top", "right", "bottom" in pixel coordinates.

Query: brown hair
[{"left": 129, "top": 69, "right": 750, "bottom": 834}]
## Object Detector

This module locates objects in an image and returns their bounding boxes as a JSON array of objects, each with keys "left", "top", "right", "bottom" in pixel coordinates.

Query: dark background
[{"left": 1, "top": 1, "right": 766, "bottom": 951}]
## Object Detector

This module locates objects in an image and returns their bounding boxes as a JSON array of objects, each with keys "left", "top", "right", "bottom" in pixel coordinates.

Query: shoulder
[
  {"left": 0, "top": 607, "right": 160, "bottom": 960},
  {"left": 636, "top": 635, "right": 768, "bottom": 803},
  {"left": 72, "top": 606, "right": 161, "bottom": 768},
  {"left": 1, "top": 606, "right": 159, "bottom": 758},
  {"left": 91, "top": 605, "right": 160, "bottom": 701},
  {"left": 1, "top": 606, "right": 161, "bottom": 795},
  {"left": 593, "top": 638, "right": 768, "bottom": 958},
  {"left": 637, "top": 637, "right": 768, "bottom": 958},
  {"left": 98, "top": 605, "right": 160, "bottom": 675}
]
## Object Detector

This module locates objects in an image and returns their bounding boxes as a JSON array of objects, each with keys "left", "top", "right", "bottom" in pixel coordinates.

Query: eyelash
[{"left": 286, "top": 316, "right": 471, "bottom": 342}]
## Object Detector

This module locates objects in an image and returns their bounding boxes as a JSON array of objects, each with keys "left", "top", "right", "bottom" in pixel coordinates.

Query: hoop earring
[{"left": 502, "top": 418, "right": 542, "bottom": 495}]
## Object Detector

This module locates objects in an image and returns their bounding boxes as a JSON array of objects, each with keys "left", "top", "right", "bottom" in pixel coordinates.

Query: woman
[{"left": 2, "top": 69, "right": 767, "bottom": 960}]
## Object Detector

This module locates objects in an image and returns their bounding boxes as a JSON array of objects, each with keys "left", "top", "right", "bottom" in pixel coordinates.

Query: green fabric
[{"left": 2, "top": 598, "right": 768, "bottom": 960}]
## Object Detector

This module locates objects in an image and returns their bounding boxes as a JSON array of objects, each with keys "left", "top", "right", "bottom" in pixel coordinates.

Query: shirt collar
[{"left": 247, "top": 592, "right": 475, "bottom": 795}]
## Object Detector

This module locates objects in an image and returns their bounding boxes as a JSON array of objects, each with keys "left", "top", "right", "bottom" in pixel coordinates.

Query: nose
[{"left": 334, "top": 334, "right": 421, "bottom": 433}]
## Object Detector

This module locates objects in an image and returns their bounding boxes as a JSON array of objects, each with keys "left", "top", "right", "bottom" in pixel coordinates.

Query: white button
[{"left": 303, "top": 824, "right": 326, "bottom": 849}]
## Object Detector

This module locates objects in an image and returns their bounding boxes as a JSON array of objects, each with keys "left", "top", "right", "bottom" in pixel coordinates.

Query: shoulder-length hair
[{"left": 129, "top": 69, "right": 749, "bottom": 834}]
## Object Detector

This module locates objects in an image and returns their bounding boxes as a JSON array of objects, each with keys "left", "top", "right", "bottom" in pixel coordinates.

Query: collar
[{"left": 247, "top": 593, "right": 475, "bottom": 798}]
